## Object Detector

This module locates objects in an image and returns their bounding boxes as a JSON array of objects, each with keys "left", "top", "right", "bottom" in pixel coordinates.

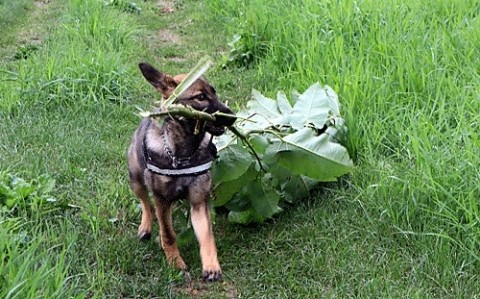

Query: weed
[
  {"left": 0, "top": 172, "right": 61, "bottom": 215},
  {"left": 104, "top": 0, "right": 142, "bottom": 14},
  {"left": 13, "top": 44, "right": 39, "bottom": 60}
]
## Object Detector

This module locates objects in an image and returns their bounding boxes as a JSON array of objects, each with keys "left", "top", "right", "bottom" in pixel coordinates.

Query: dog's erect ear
[{"left": 139, "top": 63, "right": 177, "bottom": 98}]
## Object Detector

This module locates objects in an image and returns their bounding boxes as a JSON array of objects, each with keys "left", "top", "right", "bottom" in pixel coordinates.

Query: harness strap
[
  {"left": 146, "top": 161, "right": 212, "bottom": 177},
  {"left": 142, "top": 119, "right": 215, "bottom": 177}
]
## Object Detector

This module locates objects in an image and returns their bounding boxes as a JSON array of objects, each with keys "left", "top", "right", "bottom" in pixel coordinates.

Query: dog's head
[{"left": 139, "top": 62, "right": 236, "bottom": 135}]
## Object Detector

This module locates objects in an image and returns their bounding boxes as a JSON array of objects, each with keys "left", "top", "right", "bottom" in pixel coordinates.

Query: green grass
[
  {"left": 207, "top": 0, "right": 480, "bottom": 294},
  {"left": 0, "top": 216, "right": 82, "bottom": 299},
  {"left": 0, "top": 0, "right": 32, "bottom": 47},
  {"left": 1, "top": 0, "right": 479, "bottom": 297}
]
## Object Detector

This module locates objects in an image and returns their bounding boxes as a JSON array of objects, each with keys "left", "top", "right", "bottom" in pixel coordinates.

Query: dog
[{"left": 127, "top": 62, "right": 235, "bottom": 282}]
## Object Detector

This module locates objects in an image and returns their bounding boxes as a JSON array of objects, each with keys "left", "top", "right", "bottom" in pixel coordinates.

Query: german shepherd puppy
[{"left": 127, "top": 63, "right": 235, "bottom": 281}]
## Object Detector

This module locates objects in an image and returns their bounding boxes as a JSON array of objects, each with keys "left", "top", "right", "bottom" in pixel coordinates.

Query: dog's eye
[{"left": 197, "top": 94, "right": 207, "bottom": 101}]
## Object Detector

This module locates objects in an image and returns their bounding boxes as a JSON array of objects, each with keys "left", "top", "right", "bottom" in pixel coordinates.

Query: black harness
[{"left": 142, "top": 120, "right": 217, "bottom": 177}]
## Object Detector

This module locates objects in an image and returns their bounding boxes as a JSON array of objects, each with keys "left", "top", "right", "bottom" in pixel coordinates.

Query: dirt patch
[
  {"left": 157, "top": 0, "right": 175, "bottom": 13},
  {"left": 19, "top": 0, "right": 51, "bottom": 47},
  {"left": 158, "top": 29, "right": 181, "bottom": 44},
  {"left": 223, "top": 282, "right": 238, "bottom": 299},
  {"left": 174, "top": 279, "right": 238, "bottom": 298},
  {"left": 34, "top": 0, "right": 50, "bottom": 8},
  {"left": 167, "top": 56, "right": 185, "bottom": 62}
]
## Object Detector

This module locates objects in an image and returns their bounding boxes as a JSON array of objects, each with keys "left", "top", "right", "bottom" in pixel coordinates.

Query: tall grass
[
  {"left": 0, "top": 217, "right": 82, "bottom": 299},
  {"left": 1, "top": 0, "right": 146, "bottom": 297},
  {"left": 207, "top": 0, "right": 480, "bottom": 274},
  {"left": 0, "top": 0, "right": 140, "bottom": 113}
]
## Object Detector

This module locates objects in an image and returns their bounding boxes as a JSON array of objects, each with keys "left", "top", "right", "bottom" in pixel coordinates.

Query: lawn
[{"left": 1, "top": 0, "right": 479, "bottom": 298}]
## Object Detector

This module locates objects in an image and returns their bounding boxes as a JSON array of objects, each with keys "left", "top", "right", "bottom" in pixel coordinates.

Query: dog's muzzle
[
  {"left": 206, "top": 123, "right": 226, "bottom": 136},
  {"left": 208, "top": 113, "right": 236, "bottom": 136}
]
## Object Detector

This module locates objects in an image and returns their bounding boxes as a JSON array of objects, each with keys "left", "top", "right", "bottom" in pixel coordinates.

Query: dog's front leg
[
  {"left": 152, "top": 197, "right": 187, "bottom": 270},
  {"left": 130, "top": 180, "right": 154, "bottom": 240},
  {"left": 189, "top": 189, "right": 222, "bottom": 281}
]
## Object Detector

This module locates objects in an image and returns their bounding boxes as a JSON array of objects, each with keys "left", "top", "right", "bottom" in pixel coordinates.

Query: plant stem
[
  {"left": 141, "top": 106, "right": 266, "bottom": 173},
  {"left": 227, "top": 126, "right": 266, "bottom": 173},
  {"left": 144, "top": 105, "right": 217, "bottom": 122},
  {"left": 143, "top": 105, "right": 249, "bottom": 122},
  {"left": 164, "top": 56, "right": 213, "bottom": 108}
]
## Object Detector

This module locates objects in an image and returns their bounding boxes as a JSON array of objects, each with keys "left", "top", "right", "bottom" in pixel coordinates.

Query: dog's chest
[
  {"left": 145, "top": 172, "right": 209, "bottom": 201},
  {"left": 144, "top": 124, "right": 214, "bottom": 171},
  {"left": 141, "top": 120, "right": 214, "bottom": 200}
]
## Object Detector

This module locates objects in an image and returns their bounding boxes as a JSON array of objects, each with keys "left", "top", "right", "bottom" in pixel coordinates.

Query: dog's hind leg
[
  {"left": 130, "top": 180, "right": 154, "bottom": 241},
  {"left": 189, "top": 188, "right": 222, "bottom": 281},
  {"left": 153, "top": 198, "right": 187, "bottom": 270}
]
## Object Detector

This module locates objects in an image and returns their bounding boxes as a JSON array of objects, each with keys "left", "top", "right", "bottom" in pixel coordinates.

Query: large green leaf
[
  {"left": 224, "top": 191, "right": 251, "bottom": 212},
  {"left": 323, "top": 85, "right": 340, "bottom": 115},
  {"left": 289, "top": 83, "right": 339, "bottom": 130},
  {"left": 238, "top": 90, "right": 291, "bottom": 131},
  {"left": 248, "top": 89, "right": 281, "bottom": 119},
  {"left": 276, "top": 91, "right": 293, "bottom": 115},
  {"left": 212, "top": 166, "right": 258, "bottom": 207},
  {"left": 267, "top": 128, "right": 353, "bottom": 181},
  {"left": 225, "top": 179, "right": 282, "bottom": 224},
  {"left": 228, "top": 210, "right": 265, "bottom": 224},
  {"left": 268, "top": 164, "right": 317, "bottom": 203},
  {"left": 247, "top": 135, "right": 270, "bottom": 156},
  {"left": 248, "top": 180, "right": 282, "bottom": 219},
  {"left": 212, "top": 144, "right": 252, "bottom": 183},
  {"left": 220, "top": 174, "right": 282, "bottom": 223},
  {"left": 281, "top": 175, "right": 317, "bottom": 203},
  {"left": 291, "top": 89, "right": 301, "bottom": 105},
  {"left": 208, "top": 82, "right": 353, "bottom": 224}
]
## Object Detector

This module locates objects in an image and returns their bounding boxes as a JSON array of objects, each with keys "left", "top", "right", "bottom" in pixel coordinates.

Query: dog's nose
[
  {"left": 216, "top": 107, "right": 236, "bottom": 127},
  {"left": 209, "top": 101, "right": 236, "bottom": 127}
]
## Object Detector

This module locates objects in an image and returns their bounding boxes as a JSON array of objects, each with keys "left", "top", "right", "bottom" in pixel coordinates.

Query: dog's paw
[
  {"left": 202, "top": 269, "right": 222, "bottom": 282},
  {"left": 138, "top": 230, "right": 152, "bottom": 241}
]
